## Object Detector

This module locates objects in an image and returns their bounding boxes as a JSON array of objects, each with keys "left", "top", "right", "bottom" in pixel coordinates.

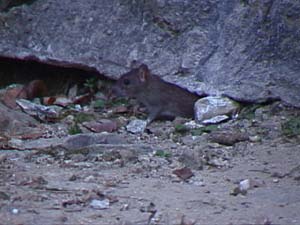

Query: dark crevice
[
  {"left": 0, "top": 0, "right": 36, "bottom": 11},
  {"left": 0, "top": 56, "right": 110, "bottom": 95}
]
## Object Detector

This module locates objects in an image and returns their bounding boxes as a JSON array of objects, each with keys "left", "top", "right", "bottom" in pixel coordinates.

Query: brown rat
[{"left": 112, "top": 64, "right": 201, "bottom": 123}]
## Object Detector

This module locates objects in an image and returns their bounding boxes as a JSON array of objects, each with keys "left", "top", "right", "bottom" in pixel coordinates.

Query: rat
[{"left": 112, "top": 64, "right": 202, "bottom": 124}]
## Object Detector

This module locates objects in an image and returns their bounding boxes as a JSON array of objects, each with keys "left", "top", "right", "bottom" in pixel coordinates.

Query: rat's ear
[
  {"left": 138, "top": 64, "right": 149, "bottom": 83},
  {"left": 129, "top": 60, "right": 140, "bottom": 69}
]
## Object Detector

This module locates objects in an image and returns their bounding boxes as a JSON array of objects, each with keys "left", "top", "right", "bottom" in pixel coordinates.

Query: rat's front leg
[{"left": 146, "top": 107, "right": 162, "bottom": 124}]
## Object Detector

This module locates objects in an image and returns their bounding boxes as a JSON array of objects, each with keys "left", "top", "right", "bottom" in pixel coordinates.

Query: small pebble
[
  {"left": 90, "top": 199, "right": 110, "bottom": 209},
  {"left": 84, "top": 175, "right": 96, "bottom": 182},
  {"left": 239, "top": 179, "right": 251, "bottom": 191},
  {"left": 120, "top": 203, "right": 130, "bottom": 211},
  {"left": 0, "top": 154, "right": 7, "bottom": 163},
  {"left": 249, "top": 135, "right": 261, "bottom": 142},
  {"left": 273, "top": 178, "right": 279, "bottom": 183},
  {"left": 12, "top": 208, "right": 19, "bottom": 214}
]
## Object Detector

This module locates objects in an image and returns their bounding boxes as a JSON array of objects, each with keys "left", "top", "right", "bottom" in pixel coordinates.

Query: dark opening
[
  {"left": 0, "top": 0, "right": 37, "bottom": 12},
  {"left": 0, "top": 56, "right": 109, "bottom": 96}
]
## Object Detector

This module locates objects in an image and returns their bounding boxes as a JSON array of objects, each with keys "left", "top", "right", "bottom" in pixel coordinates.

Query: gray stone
[
  {"left": 8, "top": 137, "right": 63, "bottom": 150},
  {"left": 90, "top": 199, "right": 110, "bottom": 210},
  {"left": 202, "top": 115, "right": 229, "bottom": 125},
  {"left": 194, "top": 96, "right": 239, "bottom": 122},
  {"left": 208, "top": 130, "right": 249, "bottom": 146},
  {"left": 0, "top": 102, "right": 39, "bottom": 136},
  {"left": 16, "top": 99, "right": 61, "bottom": 122},
  {"left": 0, "top": 1, "right": 300, "bottom": 107},
  {"left": 126, "top": 119, "right": 147, "bottom": 134}
]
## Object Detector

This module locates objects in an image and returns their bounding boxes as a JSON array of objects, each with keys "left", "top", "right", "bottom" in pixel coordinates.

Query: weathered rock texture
[{"left": 0, "top": 0, "right": 299, "bottom": 107}]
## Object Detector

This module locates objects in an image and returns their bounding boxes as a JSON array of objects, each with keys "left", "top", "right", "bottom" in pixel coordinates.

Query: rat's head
[{"left": 112, "top": 64, "right": 150, "bottom": 97}]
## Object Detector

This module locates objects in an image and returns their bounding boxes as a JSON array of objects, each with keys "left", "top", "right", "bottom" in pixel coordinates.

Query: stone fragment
[
  {"left": 16, "top": 99, "right": 61, "bottom": 122},
  {"left": 120, "top": 204, "right": 130, "bottom": 211},
  {"left": 2, "top": 86, "right": 23, "bottom": 108},
  {"left": 0, "top": 102, "right": 39, "bottom": 136},
  {"left": 90, "top": 199, "right": 110, "bottom": 210},
  {"left": 53, "top": 96, "right": 73, "bottom": 107},
  {"left": 0, "top": 154, "right": 7, "bottom": 163},
  {"left": 230, "top": 178, "right": 263, "bottom": 196},
  {"left": 140, "top": 202, "right": 156, "bottom": 213},
  {"left": 194, "top": 96, "right": 239, "bottom": 123},
  {"left": 11, "top": 208, "right": 19, "bottom": 214},
  {"left": 239, "top": 179, "right": 251, "bottom": 192},
  {"left": 113, "top": 105, "right": 129, "bottom": 114},
  {"left": 69, "top": 174, "right": 78, "bottom": 181},
  {"left": 249, "top": 135, "right": 261, "bottom": 142},
  {"left": 126, "top": 119, "right": 147, "bottom": 134},
  {"left": 82, "top": 119, "right": 118, "bottom": 133},
  {"left": 67, "top": 84, "right": 78, "bottom": 99},
  {"left": 84, "top": 175, "right": 96, "bottom": 182},
  {"left": 208, "top": 130, "right": 249, "bottom": 146},
  {"left": 208, "top": 158, "right": 229, "bottom": 168},
  {"left": 17, "top": 132, "right": 44, "bottom": 140},
  {"left": 202, "top": 115, "right": 229, "bottom": 125},
  {"left": 172, "top": 167, "right": 194, "bottom": 181}
]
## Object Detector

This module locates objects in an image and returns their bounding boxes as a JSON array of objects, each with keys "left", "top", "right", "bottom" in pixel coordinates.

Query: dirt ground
[{"left": 0, "top": 102, "right": 300, "bottom": 225}]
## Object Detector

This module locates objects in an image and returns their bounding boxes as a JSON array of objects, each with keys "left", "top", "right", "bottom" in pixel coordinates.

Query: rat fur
[{"left": 113, "top": 64, "right": 201, "bottom": 123}]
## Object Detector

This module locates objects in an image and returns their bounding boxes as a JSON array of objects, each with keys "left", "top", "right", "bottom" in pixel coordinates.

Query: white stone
[
  {"left": 184, "top": 120, "right": 204, "bottom": 129},
  {"left": 90, "top": 199, "right": 110, "bottom": 209},
  {"left": 202, "top": 115, "right": 229, "bottom": 124},
  {"left": 126, "top": 119, "right": 147, "bottom": 133},
  {"left": 194, "top": 96, "right": 239, "bottom": 122},
  {"left": 239, "top": 179, "right": 251, "bottom": 191}
]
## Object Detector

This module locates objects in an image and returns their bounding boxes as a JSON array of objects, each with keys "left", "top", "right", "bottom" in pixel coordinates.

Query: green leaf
[
  {"left": 154, "top": 150, "right": 172, "bottom": 158},
  {"left": 282, "top": 117, "right": 300, "bottom": 137},
  {"left": 93, "top": 99, "right": 106, "bottom": 109},
  {"left": 68, "top": 123, "right": 82, "bottom": 135}
]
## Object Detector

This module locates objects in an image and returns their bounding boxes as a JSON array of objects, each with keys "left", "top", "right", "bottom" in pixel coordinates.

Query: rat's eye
[{"left": 123, "top": 79, "right": 130, "bottom": 86}]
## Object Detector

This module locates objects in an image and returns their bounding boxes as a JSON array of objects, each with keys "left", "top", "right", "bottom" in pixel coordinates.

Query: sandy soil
[{"left": 0, "top": 103, "right": 300, "bottom": 225}]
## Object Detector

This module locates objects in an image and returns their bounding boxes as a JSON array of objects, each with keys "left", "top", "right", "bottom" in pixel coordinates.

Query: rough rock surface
[
  {"left": 0, "top": 102, "right": 39, "bottom": 136},
  {"left": 0, "top": 0, "right": 299, "bottom": 107}
]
